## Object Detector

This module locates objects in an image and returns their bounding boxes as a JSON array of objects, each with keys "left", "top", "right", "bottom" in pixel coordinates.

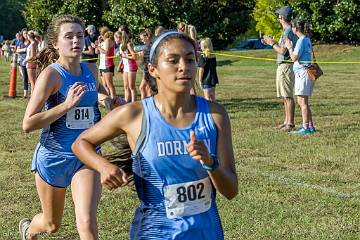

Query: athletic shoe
[
  {"left": 19, "top": 218, "right": 31, "bottom": 240},
  {"left": 309, "top": 127, "right": 316, "bottom": 134},
  {"left": 290, "top": 127, "right": 312, "bottom": 136}
]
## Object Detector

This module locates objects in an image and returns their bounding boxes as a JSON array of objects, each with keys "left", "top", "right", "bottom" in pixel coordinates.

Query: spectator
[{"left": 263, "top": 6, "right": 298, "bottom": 132}]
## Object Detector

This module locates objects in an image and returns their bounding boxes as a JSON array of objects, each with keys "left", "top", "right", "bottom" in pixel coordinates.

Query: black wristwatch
[{"left": 202, "top": 155, "right": 219, "bottom": 172}]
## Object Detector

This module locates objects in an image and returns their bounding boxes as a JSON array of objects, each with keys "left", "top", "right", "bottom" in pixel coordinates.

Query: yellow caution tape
[
  {"left": 208, "top": 51, "right": 360, "bottom": 64},
  {"left": 81, "top": 50, "right": 360, "bottom": 64}
]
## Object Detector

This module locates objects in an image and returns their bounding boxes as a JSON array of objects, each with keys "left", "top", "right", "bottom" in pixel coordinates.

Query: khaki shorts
[{"left": 276, "top": 63, "right": 295, "bottom": 98}]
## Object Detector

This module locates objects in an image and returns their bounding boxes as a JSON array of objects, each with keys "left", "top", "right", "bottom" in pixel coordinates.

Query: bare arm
[
  {"left": 262, "top": 36, "right": 287, "bottom": 55},
  {"left": 83, "top": 45, "right": 94, "bottom": 55},
  {"left": 127, "top": 43, "right": 136, "bottom": 60},
  {"left": 72, "top": 102, "right": 143, "bottom": 189},
  {"left": 16, "top": 46, "right": 27, "bottom": 54},
  {"left": 23, "top": 43, "right": 36, "bottom": 64},
  {"left": 22, "top": 67, "right": 87, "bottom": 133},
  {"left": 83, "top": 39, "right": 95, "bottom": 55},
  {"left": 198, "top": 67, "right": 204, "bottom": 86},
  {"left": 97, "top": 39, "right": 110, "bottom": 54},
  {"left": 284, "top": 39, "right": 299, "bottom": 61},
  {"left": 187, "top": 102, "right": 238, "bottom": 199}
]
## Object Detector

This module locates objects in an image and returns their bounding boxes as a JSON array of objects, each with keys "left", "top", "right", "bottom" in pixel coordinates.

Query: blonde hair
[
  {"left": 155, "top": 26, "right": 165, "bottom": 37},
  {"left": 120, "top": 30, "right": 131, "bottom": 51},
  {"left": 200, "top": 38, "right": 214, "bottom": 57},
  {"left": 34, "top": 15, "right": 85, "bottom": 76},
  {"left": 177, "top": 22, "right": 187, "bottom": 33},
  {"left": 100, "top": 26, "right": 110, "bottom": 36},
  {"left": 187, "top": 25, "right": 197, "bottom": 41},
  {"left": 27, "top": 30, "right": 36, "bottom": 40},
  {"left": 104, "top": 31, "right": 114, "bottom": 41}
]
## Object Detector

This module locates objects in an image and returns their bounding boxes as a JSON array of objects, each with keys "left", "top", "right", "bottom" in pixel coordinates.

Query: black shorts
[{"left": 100, "top": 65, "right": 115, "bottom": 76}]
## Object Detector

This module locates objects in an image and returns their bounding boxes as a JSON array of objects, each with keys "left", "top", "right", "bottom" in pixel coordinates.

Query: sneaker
[
  {"left": 290, "top": 127, "right": 312, "bottom": 136},
  {"left": 19, "top": 218, "right": 31, "bottom": 240},
  {"left": 309, "top": 127, "right": 316, "bottom": 134}
]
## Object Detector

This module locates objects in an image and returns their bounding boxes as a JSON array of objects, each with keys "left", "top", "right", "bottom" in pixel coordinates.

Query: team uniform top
[
  {"left": 39, "top": 63, "right": 101, "bottom": 156},
  {"left": 130, "top": 96, "right": 224, "bottom": 240},
  {"left": 99, "top": 42, "right": 115, "bottom": 69}
]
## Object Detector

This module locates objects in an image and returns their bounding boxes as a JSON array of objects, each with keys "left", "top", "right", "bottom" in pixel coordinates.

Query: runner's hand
[
  {"left": 99, "top": 163, "right": 128, "bottom": 190},
  {"left": 186, "top": 130, "right": 213, "bottom": 165},
  {"left": 64, "top": 82, "right": 86, "bottom": 109}
]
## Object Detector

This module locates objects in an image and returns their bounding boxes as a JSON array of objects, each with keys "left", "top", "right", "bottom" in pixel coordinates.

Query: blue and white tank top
[
  {"left": 130, "top": 96, "right": 224, "bottom": 240},
  {"left": 39, "top": 63, "right": 101, "bottom": 156}
]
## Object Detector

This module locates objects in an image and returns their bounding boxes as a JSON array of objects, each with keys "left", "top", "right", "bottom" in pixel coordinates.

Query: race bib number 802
[
  {"left": 66, "top": 107, "right": 95, "bottom": 129},
  {"left": 164, "top": 177, "right": 212, "bottom": 219}
]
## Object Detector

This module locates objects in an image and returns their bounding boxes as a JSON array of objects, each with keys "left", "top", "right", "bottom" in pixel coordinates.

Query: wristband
[{"left": 202, "top": 155, "right": 219, "bottom": 172}]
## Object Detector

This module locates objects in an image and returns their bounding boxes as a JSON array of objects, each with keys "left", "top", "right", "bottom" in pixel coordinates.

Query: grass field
[{"left": 1, "top": 45, "right": 360, "bottom": 239}]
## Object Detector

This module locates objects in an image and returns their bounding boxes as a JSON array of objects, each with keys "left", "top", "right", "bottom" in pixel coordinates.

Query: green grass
[{"left": 1, "top": 45, "right": 360, "bottom": 239}]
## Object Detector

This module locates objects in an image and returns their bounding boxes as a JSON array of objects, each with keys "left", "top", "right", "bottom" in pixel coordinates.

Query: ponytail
[{"left": 34, "top": 44, "right": 59, "bottom": 77}]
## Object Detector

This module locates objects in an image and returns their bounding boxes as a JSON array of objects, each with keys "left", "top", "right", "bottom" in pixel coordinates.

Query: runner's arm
[
  {"left": 208, "top": 103, "right": 238, "bottom": 199},
  {"left": 22, "top": 67, "right": 86, "bottom": 132}
]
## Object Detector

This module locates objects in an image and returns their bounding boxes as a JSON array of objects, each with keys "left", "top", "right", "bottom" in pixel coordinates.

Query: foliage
[
  {"left": 103, "top": 0, "right": 255, "bottom": 49},
  {"left": 24, "top": 0, "right": 63, "bottom": 34},
  {"left": 0, "top": 0, "right": 27, "bottom": 39},
  {"left": 23, "top": 0, "right": 104, "bottom": 34},
  {"left": 253, "top": 0, "right": 283, "bottom": 39},
  {"left": 253, "top": 0, "right": 360, "bottom": 43},
  {"left": 102, "top": 0, "right": 163, "bottom": 35}
]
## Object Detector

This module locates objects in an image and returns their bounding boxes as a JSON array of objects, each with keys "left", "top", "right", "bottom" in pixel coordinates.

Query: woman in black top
[{"left": 198, "top": 38, "right": 218, "bottom": 101}]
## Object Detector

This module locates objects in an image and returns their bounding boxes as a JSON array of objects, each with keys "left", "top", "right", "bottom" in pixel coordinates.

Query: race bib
[
  {"left": 164, "top": 177, "right": 212, "bottom": 219},
  {"left": 66, "top": 107, "right": 94, "bottom": 129}
]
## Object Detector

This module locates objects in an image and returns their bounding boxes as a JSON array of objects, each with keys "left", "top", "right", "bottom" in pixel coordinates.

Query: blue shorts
[
  {"left": 31, "top": 143, "right": 84, "bottom": 188},
  {"left": 201, "top": 84, "right": 216, "bottom": 89}
]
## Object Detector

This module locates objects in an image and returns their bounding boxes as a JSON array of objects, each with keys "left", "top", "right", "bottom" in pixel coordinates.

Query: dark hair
[
  {"left": 33, "top": 15, "right": 85, "bottom": 76},
  {"left": 292, "top": 20, "right": 312, "bottom": 37},
  {"left": 19, "top": 29, "right": 28, "bottom": 45},
  {"left": 140, "top": 28, "right": 153, "bottom": 39},
  {"left": 143, "top": 32, "right": 196, "bottom": 94}
]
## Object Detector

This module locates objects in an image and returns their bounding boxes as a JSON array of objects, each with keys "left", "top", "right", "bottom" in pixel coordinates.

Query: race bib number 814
[
  {"left": 164, "top": 177, "right": 212, "bottom": 219},
  {"left": 66, "top": 107, "right": 95, "bottom": 129}
]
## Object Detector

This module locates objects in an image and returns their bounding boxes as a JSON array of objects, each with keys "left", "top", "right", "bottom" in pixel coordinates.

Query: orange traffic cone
[{"left": 7, "top": 54, "right": 17, "bottom": 98}]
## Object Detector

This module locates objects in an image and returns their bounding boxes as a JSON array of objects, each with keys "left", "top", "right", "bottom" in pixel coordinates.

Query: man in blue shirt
[
  {"left": 82, "top": 25, "right": 99, "bottom": 64},
  {"left": 263, "top": 6, "right": 298, "bottom": 131}
]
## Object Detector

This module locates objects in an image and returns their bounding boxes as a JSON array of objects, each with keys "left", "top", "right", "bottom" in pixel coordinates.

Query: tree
[
  {"left": 0, "top": 0, "right": 27, "bottom": 39},
  {"left": 23, "top": 0, "right": 63, "bottom": 34},
  {"left": 23, "top": 0, "right": 254, "bottom": 48},
  {"left": 253, "top": 0, "right": 360, "bottom": 43},
  {"left": 103, "top": 0, "right": 254, "bottom": 49},
  {"left": 253, "top": 0, "right": 283, "bottom": 39},
  {"left": 23, "top": 0, "right": 105, "bottom": 34}
]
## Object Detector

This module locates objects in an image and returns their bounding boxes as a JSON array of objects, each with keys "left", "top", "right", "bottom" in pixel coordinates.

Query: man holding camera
[{"left": 263, "top": 6, "right": 298, "bottom": 131}]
